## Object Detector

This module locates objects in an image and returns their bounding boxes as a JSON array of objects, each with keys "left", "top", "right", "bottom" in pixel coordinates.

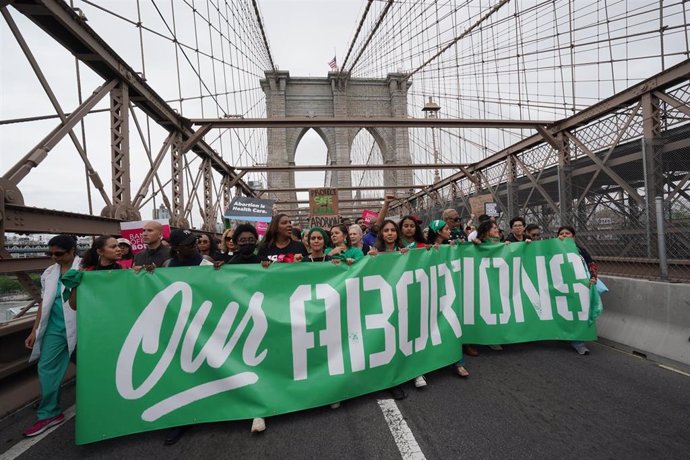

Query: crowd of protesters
[{"left": 22, "top": 194, "right": 600, "bottom": 444}]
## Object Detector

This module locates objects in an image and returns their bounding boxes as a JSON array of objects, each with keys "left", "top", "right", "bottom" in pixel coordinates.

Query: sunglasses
[
  {"left": 225, "top": 236, "right": 233, "bottom": 241},
  {"left": 450, "top": 217, "right": 461, "bottom": 222},
  {"left": 46, "top": 250, "right": 67, "bottom": 257}
]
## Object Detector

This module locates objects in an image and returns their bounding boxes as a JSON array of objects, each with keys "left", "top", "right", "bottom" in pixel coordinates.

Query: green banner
[{"left": 75, "top": 239, "right": 598, "bottom": 444}]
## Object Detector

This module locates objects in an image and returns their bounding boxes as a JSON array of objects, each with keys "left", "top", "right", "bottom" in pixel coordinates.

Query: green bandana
[{"left": 429, "top": 220, "right": 446, "bottom": 233}]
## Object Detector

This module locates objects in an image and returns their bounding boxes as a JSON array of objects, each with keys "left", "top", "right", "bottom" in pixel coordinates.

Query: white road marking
[
  {"left": 0, "top": 405, "right": 76, "bottom": 460},
  {"left": 377, "top": 399, "right": 426, "bottom": 460},
  {"left": 658, "top": 364, "right": 690, "bottom": 378}
]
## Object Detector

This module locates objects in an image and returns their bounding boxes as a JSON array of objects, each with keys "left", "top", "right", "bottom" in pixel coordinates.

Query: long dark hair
[
  {"left": 81, "top": 235, "right": 116, "bottom": 269},
  {"left": 198, "top": 232, "right": 218, "bottom": 256},
  {"left": 375, "top": 219, "right": 403, "bottom": 251},
  {"left": 557, "top": 225, "right": 576, "bottom": 236},
  {"left": 400, "top": 215, "right": 425, "bottom": 244},
  {"left": 260, "top": 213, "right": 289, "bottom": 249},
  {"left": 476, "top": 220, "right": 497, "bottom": 242},
  {"left": 330, "top": 223, "right": 351, "bottom": 248},
  {"left": 425, "top": 225, "right": 444, "bottom": 245}
]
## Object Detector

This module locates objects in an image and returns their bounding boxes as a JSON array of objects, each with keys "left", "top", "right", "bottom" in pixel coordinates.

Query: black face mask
[{"left": 238, "top": 243, "right": 256, "bottom": 255}]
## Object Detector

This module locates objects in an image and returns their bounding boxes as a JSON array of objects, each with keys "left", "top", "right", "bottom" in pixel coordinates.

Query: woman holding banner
[
  {"left": 426, "top": 220, "right": 452, "bottom": 246},
  {"left": 258, "top": 214, "right": 308, "bottom": 263},
  {"left": 81, "top": 236, "right": 124, "bottom": 271},
  {"left": 216, "top": 228, "right": 236, "bottom": 263},
  {"left": 400, "top": 216, "right": 427, "bottom": 249},
  {"left": 348, "top": 224, "right": 370, "bottom": 255},
  {"left": 326, "top": 224, "right": 364, "bottom": 264},
  {"left": 368, "top": 220, "right": 407, "bottom": 256},
  {"left": 557, "top": 225, "right": 599, "bottom": 356},
  {"left": 366, "top": 220, "right": 412, "bottom": 397},
  {"left": 197, "top": 232, "right": 220, "bottom": 260},
  {"left": 302, "top": 228, "right": 331, "bottom": 262},
  {"left": 426, "top": 220, "right": 472, "bottom": 377}
]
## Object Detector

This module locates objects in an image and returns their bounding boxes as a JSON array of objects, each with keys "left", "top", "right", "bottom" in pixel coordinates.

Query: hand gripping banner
[{"left": 75, "top": 239, "right": 599, "bottom": 444}]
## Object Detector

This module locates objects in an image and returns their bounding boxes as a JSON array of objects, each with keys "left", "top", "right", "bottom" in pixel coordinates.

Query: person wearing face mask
[
  {"left": 233, "top": 221, "right": 284, "bottom": 434},
  {"left": 227, "top": 224, "right": 260, "bottom": 264}
]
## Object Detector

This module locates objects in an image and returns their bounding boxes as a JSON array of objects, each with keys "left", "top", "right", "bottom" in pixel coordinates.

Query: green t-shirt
[{"left": 325, "top": 246, "right": 364, "bottom": 262}]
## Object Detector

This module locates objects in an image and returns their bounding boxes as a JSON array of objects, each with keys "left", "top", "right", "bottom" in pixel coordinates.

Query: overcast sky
[{"left": 0, "top": 0, "right": 363, "bottom": 222}]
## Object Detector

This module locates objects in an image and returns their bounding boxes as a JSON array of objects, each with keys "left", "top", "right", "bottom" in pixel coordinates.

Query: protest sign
[
  {"left": 468, "top": 194, "right": 494, "bottom": 217},
  {"left": 361, "top": 209, "right": 379, "bottom": 224},
  {"left": 309, "top": 188, "right": 339, "bottom": 228},
  {"left": 119, "top": 219, "right": 170, "bottom": 254},
  {"left": 225, "top": 197, "right": 274, "bottom": 223},
  {"left": 76, "top": 239, "right": 599, "bottom": 444},
  {"left": 485, "top": 202, "right": 499, "bottom": 217}
]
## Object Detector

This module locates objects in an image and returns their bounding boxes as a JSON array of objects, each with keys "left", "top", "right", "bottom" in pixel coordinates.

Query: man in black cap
[{"left": 163, "top": 229, "right": 214, "bottom": 267}]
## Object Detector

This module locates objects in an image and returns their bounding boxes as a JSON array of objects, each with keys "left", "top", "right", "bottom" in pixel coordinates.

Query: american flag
[{"left": 328, "top": 56, "right": 337, "bottom": 71}]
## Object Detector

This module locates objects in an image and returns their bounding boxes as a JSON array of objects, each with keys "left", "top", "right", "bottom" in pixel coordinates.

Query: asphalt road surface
[{"left": 2, "top": 341, "right": 689, "bottom": 460}]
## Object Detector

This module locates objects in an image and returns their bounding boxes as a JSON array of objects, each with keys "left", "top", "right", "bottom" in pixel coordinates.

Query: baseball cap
[{"left": 169, "top": 229, "right": 197, "bottom": 246}]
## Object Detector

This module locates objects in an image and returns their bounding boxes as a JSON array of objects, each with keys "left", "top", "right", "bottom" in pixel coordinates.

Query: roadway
[{"left": 1, "top": 341, "right": 689, "bottom": 459}]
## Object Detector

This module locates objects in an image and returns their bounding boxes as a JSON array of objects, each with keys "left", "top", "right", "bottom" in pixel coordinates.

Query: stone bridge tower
[{"left": 260, "top": 71, "right": 413, "bottom": 202}]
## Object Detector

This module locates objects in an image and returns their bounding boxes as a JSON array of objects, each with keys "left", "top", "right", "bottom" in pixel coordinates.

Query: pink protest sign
[
  {"left": 119, "top": 219, "right": 171, "bottom": 254},
  {"left": 256, "top": 221, "right": 268, "bottom": 237},
  {"left": 361, "top": 209, "right": 379, "bottom": 224}
]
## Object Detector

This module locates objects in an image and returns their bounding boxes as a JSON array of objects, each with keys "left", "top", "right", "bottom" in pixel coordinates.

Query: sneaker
[
  {"left": 251, "top": 417, "right": 266, "bottom": 433},
  {"left": 23, "top": 414, "right": 65, "bottom": 437},
  {"left": 389, "top": 385, "right": 407, "bottom": 400},
  {"left": 330, "top": 402, "right": 341, "bottom": 409},
  {"left": 413, "top": 376, "right": 427, "bottom": 388},
  {"left": 571, "top": 341, "right": 590, "bottom": 355},
  {"left": 489, "top": 345, "right": 503, "bottom": 351}
]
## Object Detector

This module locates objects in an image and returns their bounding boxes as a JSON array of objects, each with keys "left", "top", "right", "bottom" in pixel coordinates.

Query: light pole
[{"left": 422, "top": 97, "right": 441, "bottom": 184}]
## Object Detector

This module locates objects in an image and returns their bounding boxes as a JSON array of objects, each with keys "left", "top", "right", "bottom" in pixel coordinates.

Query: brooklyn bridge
[{"left": 0, "top": 1, "right": 689, "bottom": 458}]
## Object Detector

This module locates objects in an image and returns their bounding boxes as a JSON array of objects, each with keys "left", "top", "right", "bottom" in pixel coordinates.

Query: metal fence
[{"left": 408, "top": 76, "right": 690, "bottom": 283}]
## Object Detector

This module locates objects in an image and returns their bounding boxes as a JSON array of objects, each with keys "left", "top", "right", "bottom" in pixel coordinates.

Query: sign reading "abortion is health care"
[{"left": 75, "top": 239, "right": 600, "bottom": 444}]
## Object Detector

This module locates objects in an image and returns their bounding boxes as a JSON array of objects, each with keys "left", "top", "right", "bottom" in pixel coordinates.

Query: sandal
[{"left": 454, "top": 365, "right": 470, "bottom": 378}]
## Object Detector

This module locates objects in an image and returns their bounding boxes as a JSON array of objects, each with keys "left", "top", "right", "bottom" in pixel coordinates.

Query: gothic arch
[
  {"left": 261, "top": 70, "right": 412, "bottom": 202},
  {"left": 287, "top": 127, "right": 336, "bottom": 165}
]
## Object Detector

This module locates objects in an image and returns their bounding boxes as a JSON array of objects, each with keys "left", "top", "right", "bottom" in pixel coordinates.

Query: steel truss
[{"left": 407, "top": 60, "right": 690, "bottom": 281}]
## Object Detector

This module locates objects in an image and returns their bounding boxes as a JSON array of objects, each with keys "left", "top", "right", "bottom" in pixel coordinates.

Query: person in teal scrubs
[{"left": 23, "top": 235, "right": 81, "bottom": 437}]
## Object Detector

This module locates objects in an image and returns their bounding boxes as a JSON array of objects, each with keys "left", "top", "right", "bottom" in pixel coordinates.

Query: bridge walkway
[{"left": 1, "top": 341, "right": 688, "bottom": 459}]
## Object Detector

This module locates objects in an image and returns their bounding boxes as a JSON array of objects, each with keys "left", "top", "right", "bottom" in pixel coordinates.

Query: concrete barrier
[{"left": 597, "top": 275, "right": 690, "bottom": 369}]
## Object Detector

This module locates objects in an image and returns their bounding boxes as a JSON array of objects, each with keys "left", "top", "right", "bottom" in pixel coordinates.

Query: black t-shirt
[
  {"left": 505, "top": 233, "right": 525, "bottom": 242},
  {"left": 93, "top": 263, "right": 122, "bottom": 271},
  {"left": 215, "top": 251, "right": 234, "bottom": 263},
  {"left": 449, "top": 228, "right": 467, "bottom": 242},
  {"left": 227, "top": 253, "right": 261, "bottom": 264},
  {"left": 133, "top": 245, "right": 171, "bottom": 266},
  {"left": 257, "top": 240, "right": 308, "bottom": 263}
]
